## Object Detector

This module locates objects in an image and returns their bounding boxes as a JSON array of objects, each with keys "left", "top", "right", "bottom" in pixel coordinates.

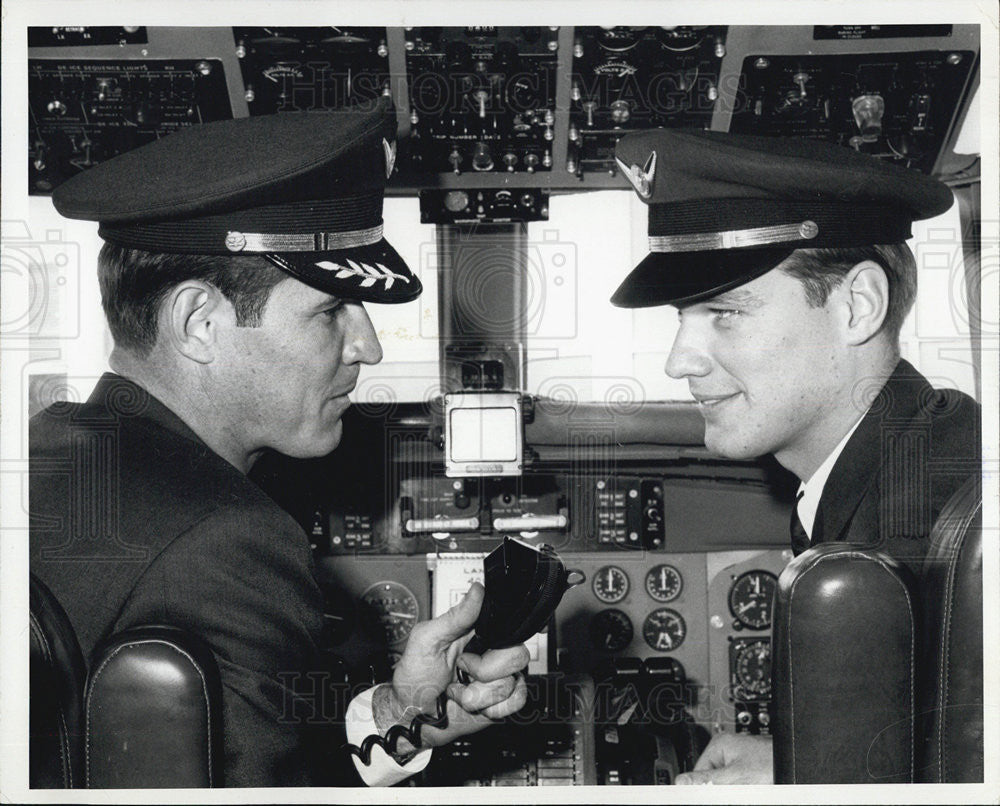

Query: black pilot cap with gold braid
[
  {"left": 52, "top": 95, "right": 420, "bottom": 304},
  {"left": 611, "top": 129, "right": 954, "bottom": 308}
]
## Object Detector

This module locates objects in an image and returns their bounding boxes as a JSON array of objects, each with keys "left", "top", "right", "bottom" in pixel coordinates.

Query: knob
[
  {"left": 543, "top": 126, "right": 554, "bottom": 141},
  {"left": 610, "top": 99, "right": 631, "bottom": 124},
  {"left": 46, "top": 99, "right": 67, "bottom": 116},
  {"left": 523, "top": 153, "right": 539, "bottom": 173},
  {"left": 471, "top": 142, "right": 494, "bottom": 171},
  {"left": 568, "top": 124, "right": 579, "bottom": 142},
  {"left": 449, "top": 147, "right": 462, "bottom": 174},
  {"left": 737, "top": 711, "right": 753, "bottom": 726},
  {"left": 571, "top": 81, "right": 581, "bottom": 102},
  {"left": 410, "top": 110, "right": 419, "bottom": 125},
  {"left": 543, "top": 109, "right": 555, "bottom": 126},
  {"left": 542, "top": 151, "right": 552, "bottom": 168},
  {"left": 852, "top": 94, "right": 885, "bottom": 142},
  {"left": 244, "top": 85, "right": 256, "bottom": 103},
  {"left": 714, "top": 39, "right": 726, "bottom": 59},
  {"left": 520, "top": 193, "right": 534, "bottom": 207},
  {"left": 757, "top": 710, "right": 771, "bottom": 727},
  {"left": 582, "top": 100, "right": 597, "bottom": 126},
  {"left": 503, "top": 152, "right": 518, "bottom": 171},
  {"left": 377, "top": 41, "right": 388, "bottom": 58},
  {"left": 443, "top": 190, "right": 469, "bottom": 212},
  {"left": 573, "top": 41, "right": 584, "bottom": 58},
  {"left": 566, "top": 157, "right": 577, "bottom": 174}
]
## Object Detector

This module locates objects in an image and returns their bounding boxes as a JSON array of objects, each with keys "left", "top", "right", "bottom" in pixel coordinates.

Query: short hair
[
  {"left": 779, "top": 243, "right": 917, "bottom": 342},
  {"left": 97, "top": 242, "right": 288, "bottom": 356}
]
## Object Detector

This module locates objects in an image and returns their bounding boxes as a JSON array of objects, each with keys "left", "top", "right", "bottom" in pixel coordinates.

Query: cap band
[
  {"left": 649, "top": 220, "right": 819, "bottom": 253},
  {"left": 224, "top": 224, "right": 384, "bottom": 253}
]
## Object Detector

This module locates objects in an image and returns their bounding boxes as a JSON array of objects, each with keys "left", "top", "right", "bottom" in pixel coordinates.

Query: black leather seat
[
  {"left": 29, "top": 575, "right": 224, "bottom": 788},
  {"left": 771, "top": 474, "right": 983, "bottom": 783},
  {"left": 30, "top": 574, "right": 87, "bottom": 788}
]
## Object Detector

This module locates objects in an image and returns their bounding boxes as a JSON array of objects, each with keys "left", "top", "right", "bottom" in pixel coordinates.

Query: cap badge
[
  {"left": 615, "top": 150, "right": 656, "bottom": 199},
  {"left": 316, "top": 258, "right": 410, "bottom": 290},
  {"left": 225, "top": 231, "right": 247, "bottom": 252},
  {"left": 383, "top": 138, "right": 397, "bottom": 179}
]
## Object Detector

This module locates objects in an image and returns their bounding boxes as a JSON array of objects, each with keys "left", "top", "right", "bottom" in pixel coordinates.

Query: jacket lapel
[{"left": 813, "top": 360, "right": 926, "bottom": 545}]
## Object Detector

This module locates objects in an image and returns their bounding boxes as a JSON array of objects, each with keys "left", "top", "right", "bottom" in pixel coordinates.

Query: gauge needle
[
  {"left": 388, "top": 611, "right": 416, "bottom": 619},
  {"left": 737, "top": 602, "right": 755, "bottom": 614},
  {"left": 323, "top": 614, "right": 344, "bottom": 621}
]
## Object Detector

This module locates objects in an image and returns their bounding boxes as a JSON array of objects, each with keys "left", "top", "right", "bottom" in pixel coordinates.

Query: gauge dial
[
  {"left": 645, "top": 564, "right": 683, "bottom": 602},
  {"left": 589, "top": 608, "right": 634, "bottom": 652},
  {"left": 642, "top": 608, "right": 686, "bottom": 652},
  {"left": 728, "top": 570, "right": 778, "bottom": 630},
  {"left": 593, "top": 565, "right": 630, "bottom": 603},
  {"left": 361, "top": 581, "right": 419, "bottom": 645},
  {"left": 732, "top": 638, "right": 772, "bottom": 701}
]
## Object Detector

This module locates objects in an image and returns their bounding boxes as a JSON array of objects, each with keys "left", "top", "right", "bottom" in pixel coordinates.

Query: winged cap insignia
[
  {"left": 614, "top": 150, "right": 657, "bottom": 199},
  {"left": 316, "top": 259, "right": 410, "bottom": 290},
  {"left": 383, "top": 138, "right": 397, "bottom": 179}
]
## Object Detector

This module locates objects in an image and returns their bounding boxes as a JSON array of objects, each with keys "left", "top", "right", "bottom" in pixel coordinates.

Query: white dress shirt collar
[{"left": 795, "top": 412, "right": 867, "bottom": 539}]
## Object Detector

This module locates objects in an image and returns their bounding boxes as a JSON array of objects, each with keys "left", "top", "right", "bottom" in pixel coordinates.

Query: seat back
[
  {"left": 29, "top": 575, "right": 224, "bottom": 788},
  {"left": 917, "top": 473, "right": 983, "bottom": 783},
  {"left": 771, "top": 544, "right": 918, "bottom": 783},
  {"left": 86, "top": 626, "right": 225, "bottom": 788},
  {"left": 772, "top": 474, "right": 984, "bottom": 784},
  {"left": 30, "top": 574, "right": 87, "bottom": 788}
]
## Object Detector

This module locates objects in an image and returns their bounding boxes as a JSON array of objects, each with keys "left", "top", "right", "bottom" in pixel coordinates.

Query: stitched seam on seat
[
  {"left": 86, "top": 638, "right": 214, "bottom": 786},
  {"left": 31, "top": 614, "right": 72, "bottom": 787},
  {"left": 937, "top": 500, "right": 980, "bottom": 780},
  {"left": 791, "top": 551, "right": 916, "bottom": 781}
]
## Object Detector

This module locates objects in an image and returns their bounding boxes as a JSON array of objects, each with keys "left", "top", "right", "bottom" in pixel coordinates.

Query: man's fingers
[
  {"left": 479, "top": 673, "right": 528, "bottom": 720},
  {"left": 692, "top": 732, "right": 728, "bottom": 770},
  {"left": 445, "top": 674, "right": 517, "bottom": 713},
  {"left": 458, "top": 643, "right": 530, "bottom": 682},
  {"left": 418, "top": 582, "right": 484, "bottom": 647},
  {"left": 675, "top": 771, "right": 715, "bottom": 785}
]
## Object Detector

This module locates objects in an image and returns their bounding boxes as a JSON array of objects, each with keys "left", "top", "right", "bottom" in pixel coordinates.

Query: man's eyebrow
[
  {"left": 310, "top": 295, "right": 344, "bottom": 311},
  {"left": 705, "top": 288, "right": 765, "bottom": 307}
]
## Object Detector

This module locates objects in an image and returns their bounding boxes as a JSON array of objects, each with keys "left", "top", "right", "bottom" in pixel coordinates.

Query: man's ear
[
  {"left": 840, "top": 260, "right": 890, "bottom": 346},
  {"left": 161, "top": 281, "right": 233, "bottom": 364}
]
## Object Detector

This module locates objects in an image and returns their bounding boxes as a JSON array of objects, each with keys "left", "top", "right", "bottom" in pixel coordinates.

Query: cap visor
[
  {"left": 264, "top": 238, "right": 421, "bottom": 303},
  {"left": 610, "top": 246, "right": 797, "bottom": 308}
]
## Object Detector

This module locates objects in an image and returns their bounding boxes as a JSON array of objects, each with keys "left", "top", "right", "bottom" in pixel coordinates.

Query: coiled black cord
[{"left": 345, "top": 691, "right": 450, "bottom": 766}]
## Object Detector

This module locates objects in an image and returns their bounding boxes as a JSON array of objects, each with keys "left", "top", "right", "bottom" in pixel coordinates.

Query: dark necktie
[{"left": 790, "top": 492, "right": 811, "bottom": 555}]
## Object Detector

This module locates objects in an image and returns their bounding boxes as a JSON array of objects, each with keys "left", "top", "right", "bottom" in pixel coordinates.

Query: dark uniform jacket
[
  {"left": 30, "top": 373, "right": 359, "bottom": 786},
  {"left": 810, "top": 359, "right": 981, "bottom": 577}
]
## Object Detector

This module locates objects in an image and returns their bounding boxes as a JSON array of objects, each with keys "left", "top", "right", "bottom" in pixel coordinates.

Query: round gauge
[
  {"left": 642, "top": 608, "right": 687, "bottom": 652},
  {"left": 645, "top": 564, "right": 683, "bottom": 602},
  {"left": 728, "top": 570, "right": 778, "bottom": 630},
  {"left": 360, "top": 581, "right": 419, "bottom": 646},
  {"left": 593, "top": 565, "right": 630, "bottom": 604},
  {"left": 596, "top": 26, "right": 645, "bottom": 52},
  {"left": 733, "top": 639, "right": 772, "bottom": 701},
  {"left": 589, "top": 609, "right": 634, "bottom": 652}
]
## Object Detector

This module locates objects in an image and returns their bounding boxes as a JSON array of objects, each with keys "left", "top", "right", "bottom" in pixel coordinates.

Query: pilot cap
[
  {"left": 52, "top": 95, "right": 420, "bottom": 304},
  {"left": 611, "top": 129, "right": 954, "bottom": 308}
]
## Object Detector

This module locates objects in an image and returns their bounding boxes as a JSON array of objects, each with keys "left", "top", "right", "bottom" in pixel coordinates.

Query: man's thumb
[{"left": 430, "top": 581, "right": 484, "bottom": 642}]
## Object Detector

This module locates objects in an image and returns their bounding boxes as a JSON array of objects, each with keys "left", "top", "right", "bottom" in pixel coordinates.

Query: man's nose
[
  {"left": 665, "top": 321, "right": 712, "bottom": 379},
  {"left": 343, "top": 305, "right": 384, "bottom": 366}
]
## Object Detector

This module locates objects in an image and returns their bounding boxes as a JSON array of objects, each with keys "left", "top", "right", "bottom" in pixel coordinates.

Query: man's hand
[
  {"left": 675, "top": 733, "right": 773, "bottom": 785},
  {"left": 373, "top": 582, "right": 529, "bottom": 752}
]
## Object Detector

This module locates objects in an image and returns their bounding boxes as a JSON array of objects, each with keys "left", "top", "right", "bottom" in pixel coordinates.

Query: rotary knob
[{"left": 471, "top": 142, "right": 494, "bottom": 171}]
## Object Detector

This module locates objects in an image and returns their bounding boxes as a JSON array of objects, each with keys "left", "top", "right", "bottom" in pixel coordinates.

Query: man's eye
[
  {"left": 323, "top": 302, "right": 345, "bottom": 319},
  {"left": 709, "top": 307, "right": 741, "bottom": 320}
]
